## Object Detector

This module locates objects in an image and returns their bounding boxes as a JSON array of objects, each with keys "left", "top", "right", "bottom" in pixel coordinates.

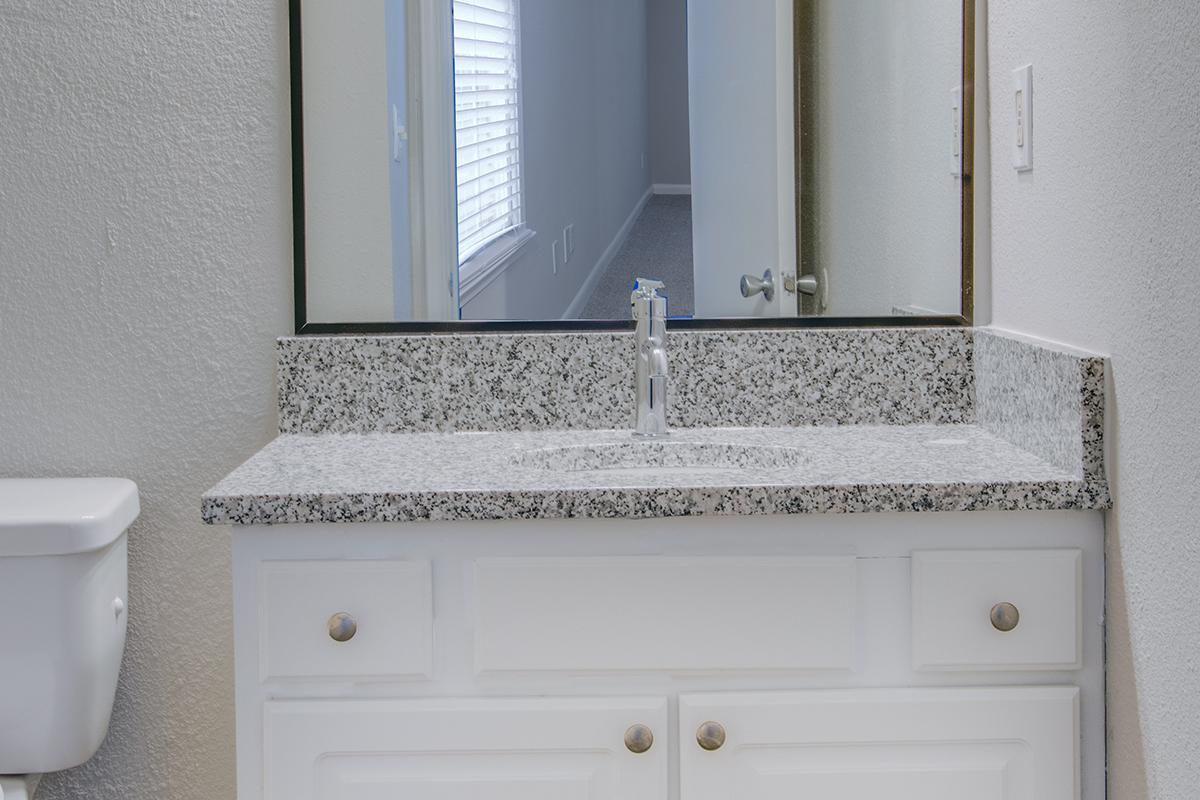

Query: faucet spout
[{"left": 631, "top": 278, "right": 669, "bottom": 438}]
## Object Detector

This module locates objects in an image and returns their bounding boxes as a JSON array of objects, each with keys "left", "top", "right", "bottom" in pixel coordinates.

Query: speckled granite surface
[
  {"left": 975, "top": 329, "right": 1109, "bottom": 507},
  {"left": 201, "top": 425, "right": 1101, "bottom": 525},
  {"left": 203, "top": 327, "right": 1109, "bottom": 525},
  {"left": 277, "top": 328, "right": 973, "bottom": 434}
]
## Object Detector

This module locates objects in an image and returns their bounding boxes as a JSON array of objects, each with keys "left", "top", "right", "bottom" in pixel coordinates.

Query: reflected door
[{"left": 687, "top": 0, "right": 797, "bottom": 318}]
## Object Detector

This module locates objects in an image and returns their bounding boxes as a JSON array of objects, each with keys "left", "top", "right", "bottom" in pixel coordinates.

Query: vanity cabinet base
[{"left": 231, "top": 511, "right": 1103, "bottom": 800}]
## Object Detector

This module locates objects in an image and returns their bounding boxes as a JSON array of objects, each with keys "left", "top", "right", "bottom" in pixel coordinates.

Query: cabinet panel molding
[
  {"left": 679, "top": 687, "right": 1079, "bottom": 800},
  {"left": 262, "top": 696, "right": 668, "bottom": 800},
  {"left": 474, "top": 555, "right": 857, "bottom": 674}
]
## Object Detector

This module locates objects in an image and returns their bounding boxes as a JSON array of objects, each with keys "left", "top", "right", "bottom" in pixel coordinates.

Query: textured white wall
[
  {"left": 987, "top": 2, "right": 1200, "bottom": 797},
  {"left": 0, "top": 2, "right": 292, "bottom": 799}
]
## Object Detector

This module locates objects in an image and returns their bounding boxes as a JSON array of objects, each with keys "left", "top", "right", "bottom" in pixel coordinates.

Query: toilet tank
[{"left": 0, "top": 478, "right": 138, "bottom": 775}]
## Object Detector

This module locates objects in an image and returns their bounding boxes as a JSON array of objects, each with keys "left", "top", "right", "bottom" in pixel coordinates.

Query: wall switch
[
  {"left": 564, "top": 224, "right": 575, "bottom": 260},
  {"left": 1012, "top": 64, "right": 1033, "bottom": 171},
  {"left": 950, "top": 86, "right": 962, "bottom": 176},
  {"left": 552, "top": 239, "right": 561, "bottom": 274}
]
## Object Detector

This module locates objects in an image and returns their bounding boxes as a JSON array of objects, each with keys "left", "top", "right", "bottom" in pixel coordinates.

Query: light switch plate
[{"left": 1012, "top": 65, "right": 1033, "bottom": 171}]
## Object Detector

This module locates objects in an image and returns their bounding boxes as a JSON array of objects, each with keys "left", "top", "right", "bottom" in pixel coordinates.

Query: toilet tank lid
[{"left": 0, "top": 478, "right": 139, "bottom": 557}]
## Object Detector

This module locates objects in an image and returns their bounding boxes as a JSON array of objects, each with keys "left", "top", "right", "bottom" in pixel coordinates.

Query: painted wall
[
  {"left": 0, "top": 3, "right": 292, "bottom": 800},
  {"left": 461, "top": 0, "right": 651, "bottom": 320},
  {"left": 986, "top": 2, "right": 1200, "bottom": 796},
  {"left": 689, "top": 0, "right": 795, "bottom": 318},
  {"left": 800, "top": 0, "right": 963, "bottom": 316},
  {"left": 301, "top": 0, "right": 398, "bottom": 323},
  {"left": 385, "top": 1, "right": 414, "bottom": 320},
  {"left": 646, "top": 0, "right": 691, "bottom": 189}
]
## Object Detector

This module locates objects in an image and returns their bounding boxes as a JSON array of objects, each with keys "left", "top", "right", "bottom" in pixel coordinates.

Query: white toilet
[{"left": 0, "top": 478, "right": 138, "bottom": 800}]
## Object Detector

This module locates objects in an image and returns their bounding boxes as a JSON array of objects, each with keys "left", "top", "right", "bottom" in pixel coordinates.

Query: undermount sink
[{"left": 513, "top": 440, "right": 806, "bottom": 479}]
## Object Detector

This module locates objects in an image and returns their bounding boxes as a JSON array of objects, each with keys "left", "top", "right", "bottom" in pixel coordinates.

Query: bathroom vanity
[{"left": 205, "top": 327, "right": 1109, "bottom": 800}]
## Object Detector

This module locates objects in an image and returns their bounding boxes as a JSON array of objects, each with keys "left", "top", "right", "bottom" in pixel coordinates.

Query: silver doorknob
[
  {"left": 990, "top": 602, "right": 1020, "bottom": 632},
  {"left": 740, "top": 269, "right": 776, "bottom": 301},
  {"left": 790, "top": 273, "right": 819, "bottom": 296},
  {"left": 327, "top": 612, "right": 358, "bottom": 642},
  {"left": 624, "top": 724, "right": 654, "bottom": 754},
  {"left": 696, "top": 721, "right": 726, "bottom": 751}
]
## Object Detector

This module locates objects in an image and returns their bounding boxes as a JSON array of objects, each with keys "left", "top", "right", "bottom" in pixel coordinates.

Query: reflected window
[{"left": 453, "top": 0, "right": 529, "bottom": 293}]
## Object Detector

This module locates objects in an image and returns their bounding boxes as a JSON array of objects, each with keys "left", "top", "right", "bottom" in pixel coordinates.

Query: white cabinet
[
  {"left": 263, "top": 696, "right": 667, "bottom": 800},
  {"left": 232, "top": 511, "right": 1105, "bottom": 800},
  {"left": 679, "top": 687, "right": 1079, "bottom": 800}
]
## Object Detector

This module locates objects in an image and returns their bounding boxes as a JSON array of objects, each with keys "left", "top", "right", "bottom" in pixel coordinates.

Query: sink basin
[{"left": 513, "top": 440, "right": 806, "bottom": 480}]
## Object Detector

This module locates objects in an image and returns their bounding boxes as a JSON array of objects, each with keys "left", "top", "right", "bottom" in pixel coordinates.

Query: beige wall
[
  {"left": 0, "top": 2, "right": 292, "bottom": 799},
  {"left": 986, "top": 2, "right": 1200, "bottom": 797}
]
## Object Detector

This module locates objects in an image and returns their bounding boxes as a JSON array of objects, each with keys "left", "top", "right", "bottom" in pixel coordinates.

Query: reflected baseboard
[
  {"left": 652, "top": 183, "right": 692, "bottom": 196},
  {"left": 562, "top": 187, "right": 654, "bottom": 320}
]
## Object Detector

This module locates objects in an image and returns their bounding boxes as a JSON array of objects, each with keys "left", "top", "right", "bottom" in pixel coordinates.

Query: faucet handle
[
  {"left": 631, "top": 278, "right": 667, "bottom": 320},
  {"left": 631, "top": 277, "right": 666, "bottom": 299}
]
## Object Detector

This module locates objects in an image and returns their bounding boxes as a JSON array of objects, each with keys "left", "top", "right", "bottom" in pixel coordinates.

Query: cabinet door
[
  {"left": 263, "top": 696, "right": 667, "bottom": 800},
  {"left": 680, "top": 687, "right": 1078, "bottom": 800}
]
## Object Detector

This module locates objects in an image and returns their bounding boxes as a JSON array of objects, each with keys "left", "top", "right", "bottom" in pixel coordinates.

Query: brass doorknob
[
  {"left": 624, "top": 724, "right": 654, "bottom": 754},
  {"left": 990, "top": 602, "right": 1020, "bottom": 632},
  {"left": 327, "top": 612, "right": 358, "bottom": 642},
  {"left": 696, "top": 721, "right": 726, "bottom": 751}
]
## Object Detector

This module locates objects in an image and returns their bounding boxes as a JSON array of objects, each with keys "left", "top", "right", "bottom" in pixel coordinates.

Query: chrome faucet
[{"left": 631, "top": 278, "right": 669, "bottom": 438}]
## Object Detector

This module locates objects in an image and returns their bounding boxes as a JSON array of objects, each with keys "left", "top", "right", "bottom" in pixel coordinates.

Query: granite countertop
[{"left": 201, "top": 424, "right": 1107, "bottom": 525}]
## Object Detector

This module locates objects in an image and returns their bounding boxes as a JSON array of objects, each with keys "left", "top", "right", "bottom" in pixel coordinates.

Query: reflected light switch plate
[
  {"left": 950, "top": 86, "right": 962, "bottom": 176},
  {"left": 1013, "top": 65, "right": 1033, "bottom": 171}
]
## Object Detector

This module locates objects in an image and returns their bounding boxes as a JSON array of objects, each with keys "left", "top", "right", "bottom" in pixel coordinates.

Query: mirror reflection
[{"left": 299, "top": 0, "right": 966, "bottom": 325}]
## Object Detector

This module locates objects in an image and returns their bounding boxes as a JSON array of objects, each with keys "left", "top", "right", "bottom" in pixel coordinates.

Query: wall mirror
[{"left": 292, "top": 0, "right": 974, "bottom": 332}]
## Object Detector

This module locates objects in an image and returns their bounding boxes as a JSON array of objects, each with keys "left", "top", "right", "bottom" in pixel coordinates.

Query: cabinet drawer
[
  {"left": 257, "top": 560, "right": 433, "bottom": 681},
  {"left": 911, "top": 550, "right": 1081, "bottom": 671},
  {"left": 474, "top": 556, "right": 856, "bottom": 673}
]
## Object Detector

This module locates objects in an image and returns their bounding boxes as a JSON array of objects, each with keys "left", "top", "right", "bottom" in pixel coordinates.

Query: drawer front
[
  {"left": 912, "top": 549, "right": 1082, "bottom": 671},
  {"left": 263, "top": 696, "right": 668, "bottom": 800},
  {"left": 258, "top": 560, "right": 433, "bottom": 681},
  {"left": 473, "top": 556, "right": 856, "bottom": 674}
]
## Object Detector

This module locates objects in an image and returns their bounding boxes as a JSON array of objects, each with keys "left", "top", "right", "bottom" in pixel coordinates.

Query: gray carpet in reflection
[{"left": 579, "top": 194, "right": 694, "bottom": 319}]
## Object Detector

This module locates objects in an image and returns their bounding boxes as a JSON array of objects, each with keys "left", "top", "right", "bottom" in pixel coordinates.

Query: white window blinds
[{"left": 453, "top": 0, "right": 524, "bottom": 266}]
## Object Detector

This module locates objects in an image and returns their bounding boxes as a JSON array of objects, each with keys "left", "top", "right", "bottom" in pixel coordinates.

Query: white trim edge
[
  {"left": 652, "top": 183, "right": 692, "bottom": 195},
  {"left": 458, "top": 227, "right": 537, "bottom": 305},
  {"left": 562, "top": 186, "right": 654, "bottom": 319}
]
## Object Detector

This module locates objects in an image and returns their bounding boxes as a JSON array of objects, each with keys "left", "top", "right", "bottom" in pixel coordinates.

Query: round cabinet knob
[
  {"left": 624, "top": 724, "right": 654, "bottom": 754},
  {"left": 696, "top": 721, "right": 726, "bottom": 751},
  {"left": 990, "top": 602, "right": 1020, "bottom": 632},
  {"left": 327, "top": 612, "right": 358, "bottom": 642}
]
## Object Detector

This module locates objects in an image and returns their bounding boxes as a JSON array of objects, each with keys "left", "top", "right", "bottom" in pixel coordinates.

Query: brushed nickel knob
[
  {"left": 624, "top": 724, "right": 654, "bottom": 754},
  {"left": 696, "top": 721, "right": 726, "bottom": 751},
  {"left": 990, "top": 602, "right": 1020, "bottom": 632},
  {"left": 327, "top": 612, "right": 358, "bottom": 642}
]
